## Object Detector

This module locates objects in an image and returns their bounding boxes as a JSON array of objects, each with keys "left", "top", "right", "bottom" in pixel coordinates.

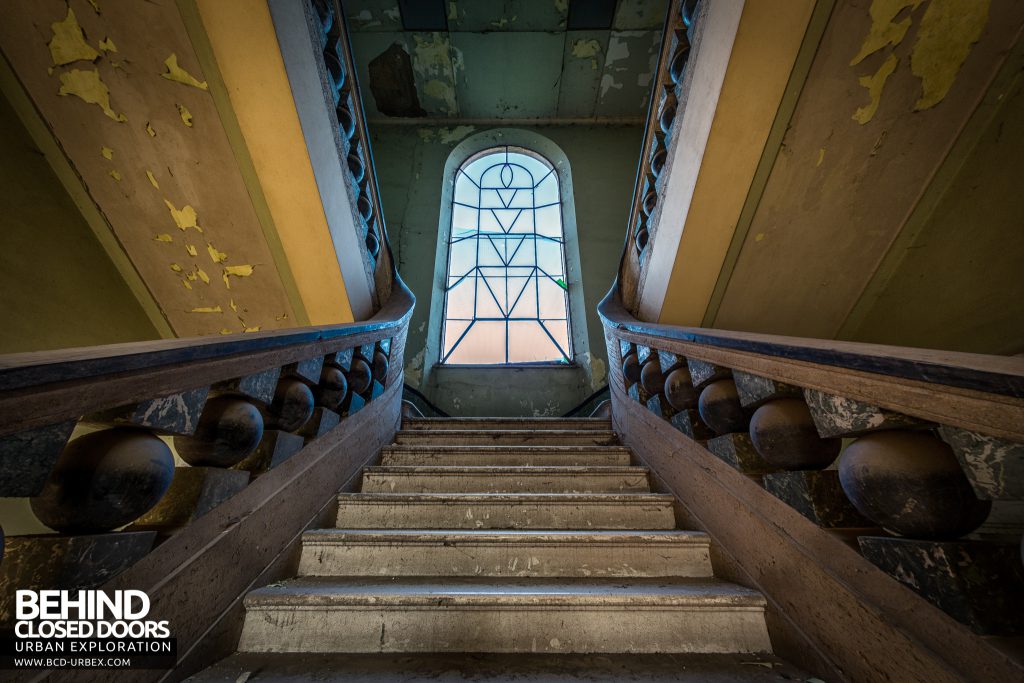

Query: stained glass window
[{"left": 440, "top": 147, "right": 573, "bottom": 365}]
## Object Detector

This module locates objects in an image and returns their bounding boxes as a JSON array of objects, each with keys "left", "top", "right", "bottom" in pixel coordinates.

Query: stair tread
[
  {"left": 364, "top": 465, "right": 647, "bottom": 474},
  {"left": 384, "top": 445, "right": 630, "bottom": 452},
  {"left": 193, "top": 652, "right": 801, "bottom": 681},
  {"left": 339, "top": 492, "right": 672, "bottom": 502},
  {"left": 244, "top": 577, "right": 766, "bottom": 608},
  {"left": 403, "top": 418, "right": 612, "bottom": 428},
  {"left": 303, "top": 529, "right": 707, "bottom": 544}
]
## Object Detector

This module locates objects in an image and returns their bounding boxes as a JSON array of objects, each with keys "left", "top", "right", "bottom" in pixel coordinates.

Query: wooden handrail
[{"left": 598, "top": 283, "right": 1024, "bottom": 440}]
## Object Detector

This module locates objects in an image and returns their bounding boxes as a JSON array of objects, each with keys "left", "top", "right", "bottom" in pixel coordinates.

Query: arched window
[{"left": 440, "top": 146, "right": 573, "bottom": 365}]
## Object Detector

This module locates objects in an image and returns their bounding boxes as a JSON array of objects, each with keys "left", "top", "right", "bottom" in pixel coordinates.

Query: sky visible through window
[{"left": 440, "top": 147, "right": 572, "bottom": 365}]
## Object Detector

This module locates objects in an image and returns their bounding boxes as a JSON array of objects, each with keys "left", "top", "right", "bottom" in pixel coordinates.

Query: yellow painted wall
[
  {"left": 651, "top": 0, "right": 817, "bottom": 326},
  {"left": 193, "top": 0, "right": 355, "bottom": 325},
  {"left": 0, "top": 90, "right": 160, "bottom": 353}
]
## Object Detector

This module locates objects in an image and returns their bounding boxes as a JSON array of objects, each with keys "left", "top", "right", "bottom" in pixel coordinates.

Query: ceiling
[{"left": 344, "top": 0, "right": 667, "bottom": 121}]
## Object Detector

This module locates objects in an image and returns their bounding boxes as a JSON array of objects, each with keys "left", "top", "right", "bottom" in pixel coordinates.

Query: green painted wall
[
  {"left": 0, "top": 91, "right": 160, "bottom": 353},
  {"left": 845, "top": 79, "right": 1024, "bottom": 355},
  {"left": 370, "top": 123, "right": 642, "bottom": 414}
]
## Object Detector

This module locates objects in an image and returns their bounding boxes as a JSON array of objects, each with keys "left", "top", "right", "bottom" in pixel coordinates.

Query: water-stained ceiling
[{"left": 345, "top": 0, "right": 667, "bottom": 120}]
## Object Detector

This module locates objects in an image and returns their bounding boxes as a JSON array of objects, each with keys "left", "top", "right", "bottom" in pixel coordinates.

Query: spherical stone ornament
[
  {"left": 749, "top": 398, "right": 840, "bottom": 470},
  {"left": 337, "top": 105, "right": 356, "bottom": 139},
  {"left": 659, "top": 103, "right": 677, "bottom": 135},
  {"left": 365, "top": 229, "right": 380, "bottom": 259},
  {"left": 270, "top": 379, "right": 315, "bottom": 433},
  {"left": 621, "top": 352, "right": 642, "bottom": 385},
  {"left": 697, "top": 379, "right": 748, "bottom": 435},
  {"left": 174, "top": 396, "right": 264, "bottom": 467},
  {"left": 640, "top": 358, "right": 665, "bottom": 396},
  {"left": 31, "top": 428, "right": 174, "bottom": 534},
  {"left": 664, "top": 367, "right": 698, "bottom": 411},
  {"left": 635, "top": 227, "right": 649, "bottom": 253},
  {"left": 372, "top": 350, "right": 389, "bottom": 384},
  {"left": 347, "top": 357, "right": 374, "bottom": 395},
  {"left": 838, "top": 430, "right": 992, "bottom": 539},
  {"left": 670, "top": 45, "right": 690, "bottom": 84},
  {"left": 651, "top": 146, "right": 668, "bottom": 178}
]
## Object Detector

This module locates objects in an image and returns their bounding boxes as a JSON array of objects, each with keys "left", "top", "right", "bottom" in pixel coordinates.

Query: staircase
[{"left": 195, "top": 418, "right": 799, "bottom": 680}]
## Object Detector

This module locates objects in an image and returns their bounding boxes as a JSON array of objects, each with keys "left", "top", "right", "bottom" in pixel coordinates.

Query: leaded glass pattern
[{"left": 440, "top": 147, "right": 573, "bottom": 365}]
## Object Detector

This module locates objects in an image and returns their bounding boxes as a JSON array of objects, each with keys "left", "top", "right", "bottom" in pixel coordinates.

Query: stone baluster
[{"left": 802, "top": 388, "right": 1023, "bottom": 635}]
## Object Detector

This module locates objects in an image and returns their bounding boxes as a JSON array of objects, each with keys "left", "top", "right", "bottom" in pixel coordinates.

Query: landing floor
[{"left": 189, "top": 652, "right": 812, "bottom": 682}]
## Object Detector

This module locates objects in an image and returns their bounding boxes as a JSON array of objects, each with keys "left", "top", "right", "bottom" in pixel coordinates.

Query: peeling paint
[
  {"left": 599, "top": 73, "right": 623, "bottom": 98},
  {"left": 154, "top": 234, "right": 173, "bottom": 243},
  {"left": 185, "top": 244, "right": 198, "bottom": 257},
  {"left": 48, "top": 7, "right": 100, "bottom": 66},
  {"left": 100, "top": 146, "right": 113, "bottom": 160},
  {"left": 190, "top": 306, "right": 222, "bottom": 314},
  {"left": 490, "top": 16, "right": 517, "bottom": 29},
  {"left": 146, "top": 170, "right": 160, "bottom": 189},
  {"left": 571, "top": 39, "right": 602, "bottom": 66},
  {"left": 438, "top": 125, "right": 475, "bottom": 144},
  {"left": 195, "top": 267, "right": 210, "bottom": 285},
  {"left": 164, "top": 200, "right": 201, "bottom": 231},
  {"left": 411, "top": 34, "right": 458, "bottom": 115},
  {"left": 405, "top": 348, "right": 426, "bottom": 387},
  {"left": 108, "top": 169, "right": 121, "bottom": 181},
  {"left": 162, "top": 53, "right": 209, "bottom": 90},
  {"left": 99, "top": 37, "right": 117, "bottom": 53},
  {"left": 207, "top": 243, "right": 227, "bottom": 263},
  {"left": 169, "top": 263, "right": 183, "bottom": 273},
  {"left": 910, "top": 0, "right": 989, "bottom": 110},
  {"left": 145, "top": 122, "right": 157, "bottom": 137},
  {"left": 177, "top": 103, "right": 193, "bottom": 127},
  {"left": 58, "top": 69, "right": 126, "bottom": 122},
  {"left": 853, "top": 53, "right": 898, "bottom": 124},
  {"left": 816, "top": 148, "right": 826, "bottom": 166},
  {"left": 850, "top": 0, "right": 923, "bottom": 66},
  {"left": 590, "top": 356, "right": 607, "bottom": 391}
]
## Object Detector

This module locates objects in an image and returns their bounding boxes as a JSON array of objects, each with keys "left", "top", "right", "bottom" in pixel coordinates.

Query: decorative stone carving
[
  {"left": 749, "top": 399, "right": 840, "bottom": 470},
  {"left": 640, "top": 356, "right": 665, "bottom": 396},
  {"left": 328, "top": 347, "right": 354, "bottom": 372},
  {"left": 131, "top": 467, "right": 250, "bottom": 532},
  {"left": 685, "top": 358, "right": 730, "bottom": 391},
  {"left": 707, "top": 433, "right": 776, "bottom": 476},
  {"left": 372, "top": 349, "right": 389, "bottom": 384},
  {"left": 937, "top": 425, "right": 1024, "bottom": 501},
  {"left": 697, "top": 379, "right": 748, "bottom": 435},
  {"left": 763, "top": 471, "right": 872, "bottom": 528},
  {"left": 858, "top": 536, "right": 1024, "bottom": 636},
  {"left": 803, "top": 388, "right": 928, "bottom": 438},
  {"left": 670, "top": 409, "right": 714, "bottom": 442},
  {"left": 732, "top": 371, "right": 801, "bottom": 409},
  {"left": 347, "top": 357, "right": 373, "bottom": 396},
  {"left": 646, "top": 394, "right": 671, "bottom": 420},
  {"left": 214, "top": 367, "right": 281, "bottom": 405},
  {"left": 30, "top": 429, "right": 175, "bottom": 534},
  {"left": 316, "top": 365, "right": 348, "bottom": 411},
  {"left": 838, "top": 431, "right": 991, "bottom": 539},
  {"left": 0, "top": 420, "right": 76, "bottom": 497},
  {"left": 297, "top": 407, "right": 341, "bottom": 441},
  {"left": 174, "top": 396, "right": 264, "bottom": 467},
  {"left": 621, "top": 351, "right": 641, "bottom": 386},
  {"left": 266, "top": 379, "right": 315, "bottom": 433},
  {"left": 664, "top": 366, "right": 698, "bottom": 411},
  {"left": 231, "top": 430, "right": 305, "bottom": 476},
  {"left": 86, "top": 387, "right": 209, "bottom": 436},
  {"left": 285, "top": 356, "right": 326, "bottom": 385},
  {"left": 0, "top": 532, "right": 157, "bottom": 625},
  {"left": 342, "top": 390, "right": 366, "bottom": 417},
  {"left": 656, "top": 349, "right": 684, "bottom": 373}
]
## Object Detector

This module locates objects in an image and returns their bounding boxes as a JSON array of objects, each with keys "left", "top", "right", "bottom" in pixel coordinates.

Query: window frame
[{"left": 438, "top": 145, "right": 575, "bottom": 367}]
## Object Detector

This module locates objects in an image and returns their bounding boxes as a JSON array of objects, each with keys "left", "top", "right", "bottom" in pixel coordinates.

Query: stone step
[
  {"left": 238, "top": 577, "right": 771, "bottom": 654},
  {"left": 393, "top": 430, "right": 619, "bottom": 447},
  {"left": 360, "top": 466, "right": 651, "bottom": 493},
  {"left": 401, "top": 418, "right": 613, "bottom": 432},
  {"left": 335, "top": 493, "right": 676, "bottom": 529},
  {"left": 380, "top": 445, "right": 632, "bottom": 467},
  {"left": 191, "top": 652, "right": 806, "bottom": 682},
  {"left": 298, "top": 529, "right": 712, "bottom": 578}
]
